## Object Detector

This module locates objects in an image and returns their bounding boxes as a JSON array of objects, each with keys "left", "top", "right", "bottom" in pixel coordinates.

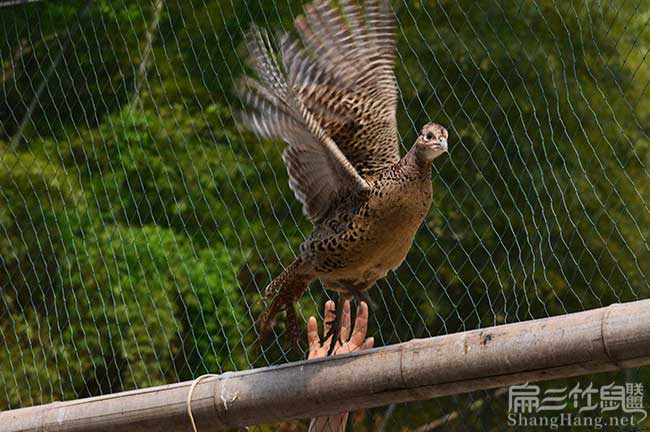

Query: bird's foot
[
  {"left": 323, "top": 324, "right": 341, "bottom": 356},
  {"left": 321, "top": 301, "right": 344, "bottom": 355}
]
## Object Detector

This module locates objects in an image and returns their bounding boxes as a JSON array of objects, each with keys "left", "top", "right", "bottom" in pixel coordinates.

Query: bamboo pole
[{"left": 3, "top": 299, "right": 650, "bottom": 431}]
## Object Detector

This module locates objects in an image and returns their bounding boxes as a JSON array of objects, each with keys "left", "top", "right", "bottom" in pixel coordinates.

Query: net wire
[{"left": 1, "top": 0, "right": 649, "bottom": 430}]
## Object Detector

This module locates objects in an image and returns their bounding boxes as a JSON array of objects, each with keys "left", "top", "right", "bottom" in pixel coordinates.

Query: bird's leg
[
  {"left": 340, "top": 279, "right": 377, "bottom": 312},
  {"left": 360, "top": 290, "right": 377, "bottom": 310},
  {"left": 322, "top": 294, "right": 349, "bottom": 355},
  {"left": 323, "top": 282, "right": 375, "bottom": 354},
  {"left": 346, "top": 285, "right": 375, "bottom": 310}
]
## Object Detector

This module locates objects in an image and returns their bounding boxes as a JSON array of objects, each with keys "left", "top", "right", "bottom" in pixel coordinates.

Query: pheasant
[{"left": 238, "top": 0, "right": 448, "bottom": 350}]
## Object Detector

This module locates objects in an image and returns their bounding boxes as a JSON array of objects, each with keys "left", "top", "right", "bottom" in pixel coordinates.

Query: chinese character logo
[
  {"left": 509, "top": 383, "right": 540, "bottom": 413},
  {"left": 508, "top": 382, "right": 648, "bottom": 424}
]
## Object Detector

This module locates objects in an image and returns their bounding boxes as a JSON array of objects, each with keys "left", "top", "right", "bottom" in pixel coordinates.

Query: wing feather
[
  {"left": 238, "top": 0, "right": 398, "bottom": 222},
  {"left": 283, "top": 0, "right": 400, "bottom": 176},
  {"left": 239, "top": 27, "right": 369, "bottom": 223}
]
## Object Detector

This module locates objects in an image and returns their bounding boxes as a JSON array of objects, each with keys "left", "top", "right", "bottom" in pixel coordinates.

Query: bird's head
[{"left": 414, "top": 123, "right": 448, "bottom": 162}]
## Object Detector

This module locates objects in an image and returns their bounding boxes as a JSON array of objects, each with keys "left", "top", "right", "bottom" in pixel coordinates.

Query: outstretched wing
[
  {"left": 239, "top": 28, "right": 369, "bottom": 224},
  {"left": 282, "top": 0, "right": 400, "bottom": 177}
]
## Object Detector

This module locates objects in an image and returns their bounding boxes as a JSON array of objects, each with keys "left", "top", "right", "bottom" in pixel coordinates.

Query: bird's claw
[
  {"left": 321, "top": 306, "right": 343, "bottom": 355},
  {"left": 323, "top": 326, "right": 343, "bottom": 355}
]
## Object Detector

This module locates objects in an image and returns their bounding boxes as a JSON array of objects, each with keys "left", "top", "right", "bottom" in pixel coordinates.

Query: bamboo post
[{"left": 3, "top": 299, "right": 650, "bottom": 431}]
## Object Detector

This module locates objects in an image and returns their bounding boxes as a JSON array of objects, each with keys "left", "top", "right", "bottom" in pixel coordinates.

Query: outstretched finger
[
  {"left": 361, "top": 336, "right": 374, "bottom": 351},
  {"left": 307, "top": 316, "right": 320, "bottom": 358},
  {"left": 323, "top": 300, "right": 336, "bottom": 338},
  {"left": 340, "top": 300, "right": 351, "bottom": 342},
  {"left": 350, "top": 301, "right": 369, "bottom": 348}
]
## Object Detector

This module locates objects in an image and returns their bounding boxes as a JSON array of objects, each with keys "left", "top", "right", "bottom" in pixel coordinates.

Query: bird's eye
[{"left": 424, "top": 132, "right": 433, "bottom": 141}]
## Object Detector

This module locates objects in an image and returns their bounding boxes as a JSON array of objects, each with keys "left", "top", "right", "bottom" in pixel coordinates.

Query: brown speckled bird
[{"left": 238, "top": 0, "right": 448, "bottom": 348}]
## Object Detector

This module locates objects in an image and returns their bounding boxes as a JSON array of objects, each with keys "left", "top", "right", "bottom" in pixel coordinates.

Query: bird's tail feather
[{"left": 257, "top": 258, "right": 314, "bottom": 336}]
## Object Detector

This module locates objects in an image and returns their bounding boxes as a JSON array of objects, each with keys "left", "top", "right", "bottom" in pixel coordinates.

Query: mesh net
[{"left": 1, "top": 0, "right": 649, "bottom": 429}]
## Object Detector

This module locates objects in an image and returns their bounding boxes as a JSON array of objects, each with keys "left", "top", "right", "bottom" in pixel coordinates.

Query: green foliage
[
  {"left": 1, "top": 0, "right": 649, "bottom": 429},
  {"left": 0, "top": 147, "right": 246, "bottom": 406}
]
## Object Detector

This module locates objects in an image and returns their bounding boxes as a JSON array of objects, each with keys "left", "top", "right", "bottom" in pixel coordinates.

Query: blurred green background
[{"left": 1, "top": 0, "right": 649, "bottom": 429}]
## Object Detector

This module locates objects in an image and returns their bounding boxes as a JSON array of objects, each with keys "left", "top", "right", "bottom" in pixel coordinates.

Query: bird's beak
[{"left": 439, "top": 138, "right": 448, "bottom": 152}]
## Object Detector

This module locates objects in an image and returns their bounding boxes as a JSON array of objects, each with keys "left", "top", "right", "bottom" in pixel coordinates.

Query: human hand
[
  {"left": 308, "top": 300, "right": 374, "bottom": 359},
  {"left": 306, "top": 300, "right": 374, "bottom": 431}
]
